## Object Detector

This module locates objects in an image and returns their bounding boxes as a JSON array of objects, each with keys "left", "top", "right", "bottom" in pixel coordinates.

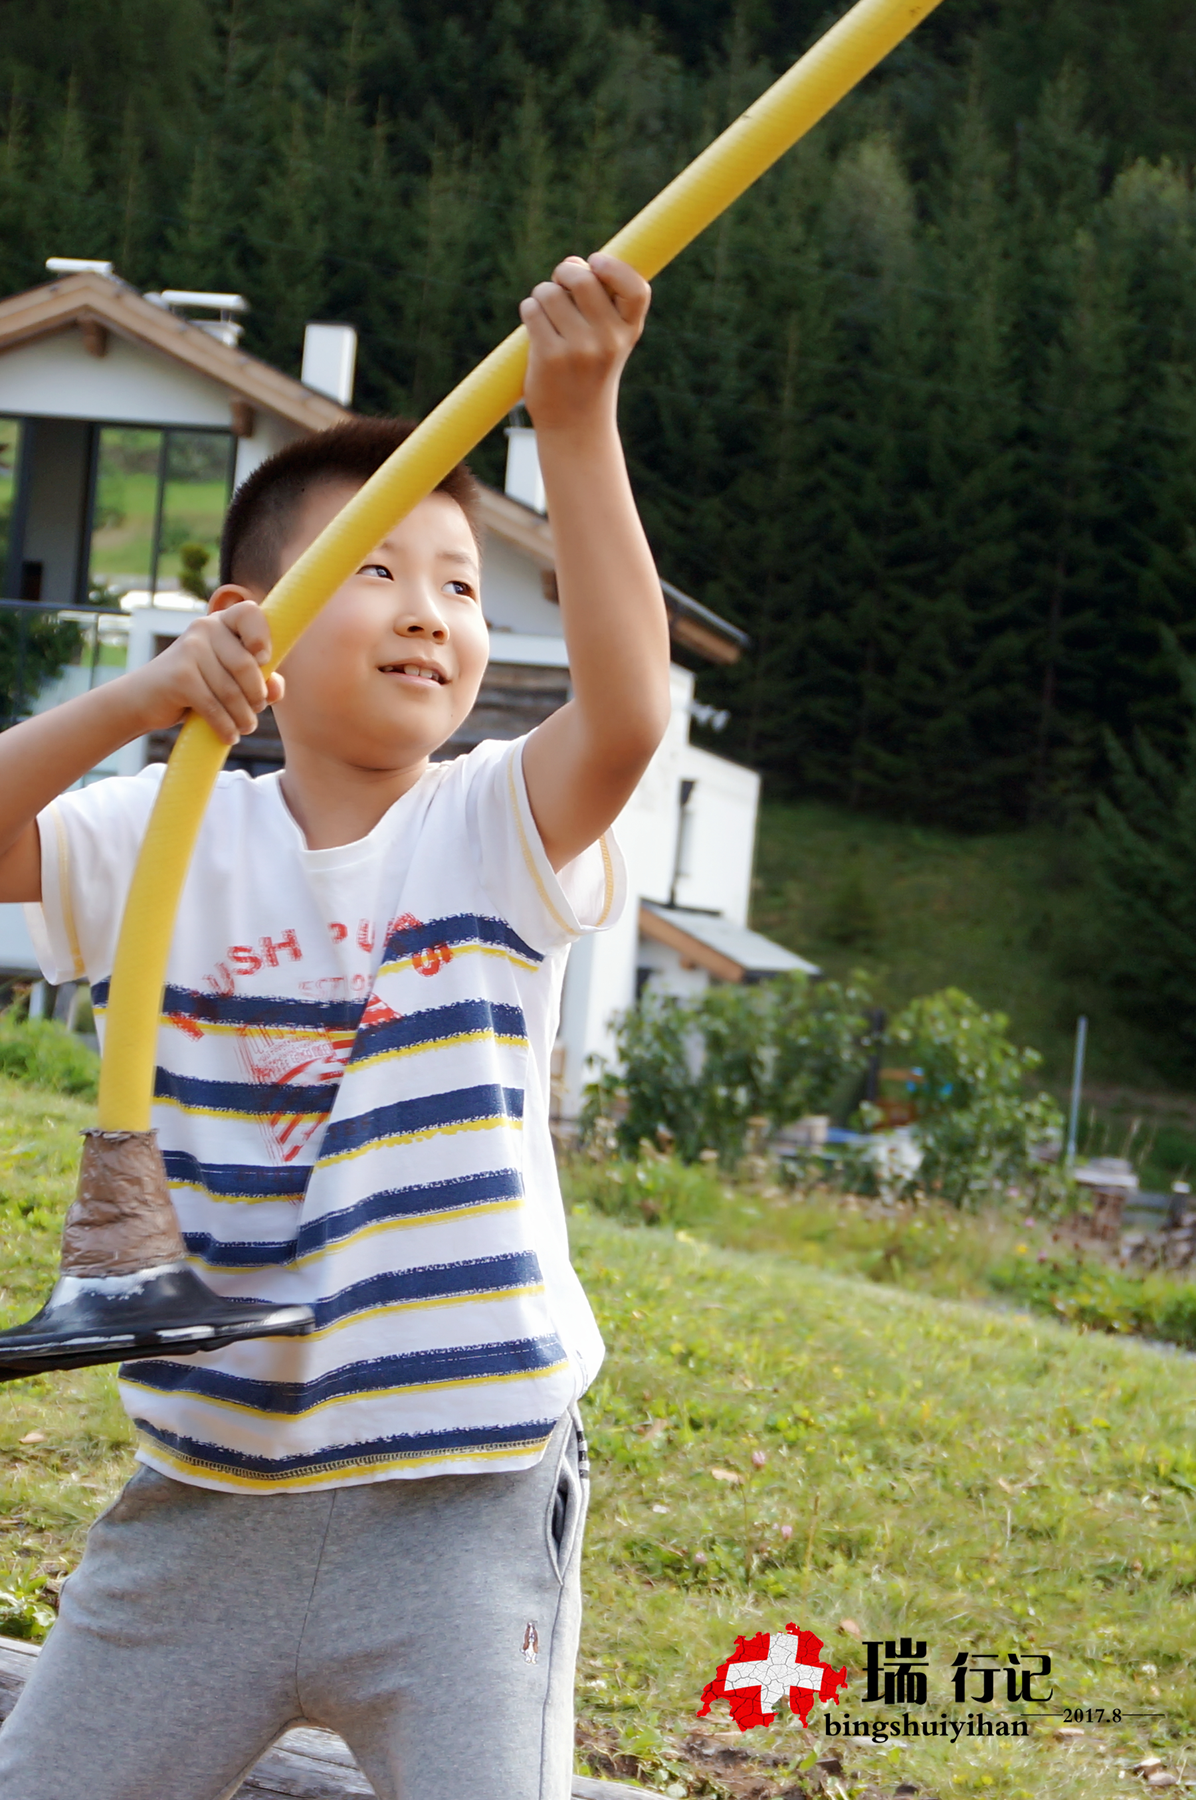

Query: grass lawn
[
  {"left": 574, "top": 1208, "right": 1195, "bottom": 1797},
  {"left": 0, "top": 1083, "right": 1193, "bottom": 1796}
]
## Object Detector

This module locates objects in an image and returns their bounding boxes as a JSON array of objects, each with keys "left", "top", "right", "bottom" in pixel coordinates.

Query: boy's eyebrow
[{"left": 373, "top": 538, "right": 479, "bottom": 571}]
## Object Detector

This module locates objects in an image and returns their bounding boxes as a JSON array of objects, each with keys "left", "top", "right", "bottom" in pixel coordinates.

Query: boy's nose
[{"left": 395, "top": 601, "right": 448, "bottom": 643}]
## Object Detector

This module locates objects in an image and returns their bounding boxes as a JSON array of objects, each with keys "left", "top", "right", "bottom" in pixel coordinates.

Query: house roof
[
  {"left": 0, "top": 270, "right": 346, "bottom": 435},
  {"left": 0, "top": 269, "right": 749, "bottom": 664},
  {"left": 640, "top": 902, "right": 818, "bottom": 983}
]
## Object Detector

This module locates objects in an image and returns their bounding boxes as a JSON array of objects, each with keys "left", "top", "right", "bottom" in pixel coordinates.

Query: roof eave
[{"left": 0, "top": 272, "right": 349, "bottom": 435}]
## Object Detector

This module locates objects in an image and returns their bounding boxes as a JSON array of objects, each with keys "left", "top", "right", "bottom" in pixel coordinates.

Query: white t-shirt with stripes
[{"left": 28, "top": 738, "right": 624, "bottom": 1492}]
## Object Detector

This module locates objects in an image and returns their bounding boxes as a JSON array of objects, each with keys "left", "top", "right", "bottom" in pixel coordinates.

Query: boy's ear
[{"left": 207, "top": 582, "right": 263, "bottom": 615}]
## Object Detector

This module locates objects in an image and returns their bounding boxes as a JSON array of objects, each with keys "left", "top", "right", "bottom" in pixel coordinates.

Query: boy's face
[{"left": 255, "top": 482, "right": 488, "bottom": 771}]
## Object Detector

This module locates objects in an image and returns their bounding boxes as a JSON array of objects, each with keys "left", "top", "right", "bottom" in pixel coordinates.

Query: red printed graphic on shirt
[
  {"left": 237, "top": 1024, "right": 356, "bottom": 1164},
  {"left": 412, "top": 943, "right": 452, "bottom": 977}
]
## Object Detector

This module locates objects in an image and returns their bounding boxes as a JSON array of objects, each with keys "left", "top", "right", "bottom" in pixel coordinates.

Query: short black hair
[{"left": 219, "top": 416, "right": 480, "bottom": 590}]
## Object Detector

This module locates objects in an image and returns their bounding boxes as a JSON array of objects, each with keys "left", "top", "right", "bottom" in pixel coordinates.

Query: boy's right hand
[{"left": 130, "top": 601, "right": 284, "bottom": 745}]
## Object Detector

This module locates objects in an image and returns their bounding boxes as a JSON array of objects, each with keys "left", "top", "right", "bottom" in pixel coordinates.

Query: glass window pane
[
  {"left": 0, "top": 419, "right": 22, "bottom": 584},
  {"left": 89, "top": 427, "right": 162, "bottom": 602},
  {"left": 156, "top": 430, "right": 232, "bottom": 601}
]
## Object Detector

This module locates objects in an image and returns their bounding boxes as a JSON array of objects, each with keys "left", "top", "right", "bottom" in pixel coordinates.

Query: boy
[{"left": 0, "top": 251, "right": 667, "bottom": 1800}]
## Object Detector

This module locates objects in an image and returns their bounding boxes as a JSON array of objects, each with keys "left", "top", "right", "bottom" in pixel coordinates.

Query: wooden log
[{"left": 0, "top": 1636, "right": 665, "bottom": 1799}]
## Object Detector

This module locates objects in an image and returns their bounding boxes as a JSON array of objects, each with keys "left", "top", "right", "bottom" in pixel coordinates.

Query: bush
[
  {"left": 581, "top": 973, "right": 875, "bottom": 1163},
  {"left": 887, "top": 988, "right": 1063, "bottom": 1208},
  {"left": 585, "top": 977, "right": 1063, "bottom": 1208},
  {"left": 0, "top": 1013, "right": 99, "bottom": 1098},
  {"left": 565, "top": 1153, "right": 728, "bottom": 1229},
  {"left": 990, "top": 1253, "right": 1196, "bottom": 1351}
]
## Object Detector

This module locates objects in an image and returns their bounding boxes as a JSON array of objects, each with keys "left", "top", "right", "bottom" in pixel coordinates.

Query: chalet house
[{"left": 0, "top": 261, "right": 810, "bottom": 1116}]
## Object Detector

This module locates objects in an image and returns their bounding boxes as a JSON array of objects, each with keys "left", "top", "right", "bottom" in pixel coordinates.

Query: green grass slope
[
  {"left": 2, "top": 1085, "right": 1194, "bottom": 1795},
  {"left": 751, "top": 803, "right": 1124, "bottom": 1082},
  {"left": 575, "top": 1209, "right": 1195, "bottom": 1797}
]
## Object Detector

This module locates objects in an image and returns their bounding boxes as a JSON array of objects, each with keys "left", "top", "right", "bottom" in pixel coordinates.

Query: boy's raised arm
[
  {"left": 0, "top": 602, "right": 282, "bottom": 903},
  {"left": 518, "top": 254, "right": 673, "bottom": 873}
]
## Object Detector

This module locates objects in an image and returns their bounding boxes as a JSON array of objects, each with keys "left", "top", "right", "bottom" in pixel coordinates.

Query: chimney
[
  {"left": 504, "top": 426, "right": 546, "bottom": 513},
  {"left": 302, "top": 323, "right": 357, "bottom": 406}
]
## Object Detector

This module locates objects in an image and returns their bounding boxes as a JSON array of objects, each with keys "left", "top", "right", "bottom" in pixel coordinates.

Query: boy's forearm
[
  {"left": 0, "top": 678, "right": 156, "bottom": 894},
  {"left": 537, "top": 414, "right": 671, "bottom": 765}
]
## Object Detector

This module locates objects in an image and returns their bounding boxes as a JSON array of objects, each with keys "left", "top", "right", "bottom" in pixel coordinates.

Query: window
[
  {"left": 89, "top": 427, "right": 160, "bottom": 600},
  {"left": 88, "top": 426, "right": 233, "bottom": 604},
  {"left": 0, "top": 418, "right": 23, "bottom": 588}
]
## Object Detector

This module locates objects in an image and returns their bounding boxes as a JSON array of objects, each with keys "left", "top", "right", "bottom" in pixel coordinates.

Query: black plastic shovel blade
[{"left": 0, "top": 1264, "right": 314, "bottom": 1380}]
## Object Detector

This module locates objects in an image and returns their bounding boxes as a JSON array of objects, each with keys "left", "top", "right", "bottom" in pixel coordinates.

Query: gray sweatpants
[{"left": 0, "top": 1406, "right": 589, "bottom": 1800}]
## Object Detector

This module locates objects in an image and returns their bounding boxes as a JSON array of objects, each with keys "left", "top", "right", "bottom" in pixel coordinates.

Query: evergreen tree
[{"left": 0, "top": 1, "right": 1191, "bottom": 828}]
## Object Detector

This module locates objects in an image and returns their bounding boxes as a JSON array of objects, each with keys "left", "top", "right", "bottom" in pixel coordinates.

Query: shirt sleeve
[
  {"left": 458, "top": 737, "right": 627, "bottom": 955},
  {"left": 25, "top": 766, "right": 166, "bottom": 986}
]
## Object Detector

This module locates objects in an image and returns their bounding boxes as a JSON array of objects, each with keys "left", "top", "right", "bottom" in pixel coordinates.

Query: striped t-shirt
[{"left": 28, "top": 737, "right": 624, "bottom": 1492}]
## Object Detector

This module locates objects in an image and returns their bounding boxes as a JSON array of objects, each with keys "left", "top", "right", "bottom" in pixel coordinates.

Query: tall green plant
[
  {"left": 887, "top": 988, "right": 1062, "bottom": 1207},
  {"left": 582, "top": 973, "right": 872, "bottom": 1163}
]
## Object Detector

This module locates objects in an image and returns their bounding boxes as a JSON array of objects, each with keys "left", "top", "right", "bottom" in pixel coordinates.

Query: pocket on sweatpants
[{"left": 545, "top": 1413, "right": 587, "bottom": 1581}]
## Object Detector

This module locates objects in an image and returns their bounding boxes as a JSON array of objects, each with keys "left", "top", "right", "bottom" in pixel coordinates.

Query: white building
[{"left": 0, "top": 263, "right": 811, "bottom": 1114}]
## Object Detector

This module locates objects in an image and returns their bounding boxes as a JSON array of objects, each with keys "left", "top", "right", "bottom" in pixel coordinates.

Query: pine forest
[{"left": 1, "top": 0, "right": 1195, "bottom": 830}]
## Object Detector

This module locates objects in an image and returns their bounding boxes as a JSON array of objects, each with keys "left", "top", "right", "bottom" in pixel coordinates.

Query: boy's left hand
[{"left": 519, "top": 253, "right": 650, "bottom": 433}]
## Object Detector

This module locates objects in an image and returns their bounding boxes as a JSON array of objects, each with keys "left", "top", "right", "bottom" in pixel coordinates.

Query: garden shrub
[
  {"left": 887, "top": 988, "right": 1064, "bottom": 1208},
  {"left": 581, "top": 973, "right": 874, "bottom": 1163},
  {"left": 0, "top": 1013, "right": 99, "bottom": 1099},
  {"left": 584, "top": 977, "right": 1064, "bottom": 1207},
  {"left": 990, "top": 1253, "right": 1196, "bottom": 1350},
  {"left": 565, "top": 1153, "right": 727, "bottom": 1229}
]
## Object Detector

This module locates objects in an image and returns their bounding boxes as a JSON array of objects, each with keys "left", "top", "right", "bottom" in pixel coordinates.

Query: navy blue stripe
[
  {"left": 307, "top": 1251, "right": 543, "bottom": 1330},
  {"left": 350, "top": 999, "right": 526, "bottom": 1063},
  {"left": 160, "top": 986, "right": 365, "bottom": 1030},
  {"left": 132, "top": 1414, "right": 560, "bottom": 1477},
  {"left": 182, "top": 1167, "right": 523, "bottom": 1267},
  {"left": 126, "top": 1334, "right": 566, "bottom": 1415},
  {"left": 163, "top": 1152, "right": 312, "bottom": 1203},
  {"left": 382, "top": 912, "right": 542, "bottom": 967},
  {"left": 154, "top": 1069, "right": 335, "bottom": 1116},
  {"left": 320, "top": 1084, "right": 523, "bottom": 1160}
]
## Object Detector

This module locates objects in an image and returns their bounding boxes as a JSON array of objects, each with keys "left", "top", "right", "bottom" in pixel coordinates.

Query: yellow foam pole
[{"left": 97, "top": 0, "right": 946, "bottom": 1131}]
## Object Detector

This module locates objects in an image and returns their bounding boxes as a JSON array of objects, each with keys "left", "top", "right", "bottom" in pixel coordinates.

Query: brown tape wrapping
[{"left": 60, "top": 1130, "right": 186, "bottom": 1276}]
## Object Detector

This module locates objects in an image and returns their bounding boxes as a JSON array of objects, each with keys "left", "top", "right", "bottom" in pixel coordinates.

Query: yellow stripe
[
  {"left": 123, "top": 1352, "right": 568, "bottom": 1425},
  {"left": 183, "top": 1194, "right": 519, "bottom": 1251},
  {"left": 315, "top": 1112, "right": 520, "bottom": 1171},
  {"left": 597, "top": 832, "right": 616, "bottom": 927},
  {"left": 137, "top": 1432, "right": 556, "bottom": 1491},
  {"left": 166, "top": 1177, "right": 307, "bottom": 1208},
  {"left": 51, "top": 806, "right": 86, "bottom": 980},
  {"left": 161, "top": 1019, "right": 343, "bottom": 1043},
  {"left": 507, "top": 752, "right": 575, "bottom": 939},
  {"left": 154, "top": 1022, "right": 525, "bottom": 1065},
  {"left": 349, "top": 1027, "right": 527, "bottom": 1074},
  {"left": 377, "top": 939, "right": 540, "bottom": 979}
]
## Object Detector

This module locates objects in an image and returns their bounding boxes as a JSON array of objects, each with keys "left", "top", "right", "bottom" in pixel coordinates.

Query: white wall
[
  {"left": 0, "top": 330, "right": 236, "bottom": 428},
  {"left": 554, "top": 665, "right": 691, "bottom": 1116},
  {"left": 233, "top": 411, "right": 303, "bottom": 488},
  {"left": 673, "top": 742, "right": 760, "bottom": 926},
  {"left": 637, "top": 935, "right": 710, "bottom": 1001},
  {"left": 481, "top": 534, "right": 561, "bottom": 637}
]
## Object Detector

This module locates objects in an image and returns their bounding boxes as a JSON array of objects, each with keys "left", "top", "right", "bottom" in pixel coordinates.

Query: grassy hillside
[
  {"left": 751, "top": 802, "right": 1196, "bottom": 1186},
  {"left": 1, "top": 1086, "right": 1194, "bottom": 1797}
]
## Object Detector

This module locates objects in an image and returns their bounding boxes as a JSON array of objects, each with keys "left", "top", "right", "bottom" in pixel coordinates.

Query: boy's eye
[
  {"left": 444, "top": 579, "right": 476, "bottom": 598},
  {"left": 360, "top": 563, "right": 393, "bottom": 579}
]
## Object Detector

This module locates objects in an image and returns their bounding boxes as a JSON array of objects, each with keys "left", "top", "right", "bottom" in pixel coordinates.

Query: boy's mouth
[{"left": 380, "top": 661, "right": 446, "bottom": 685}]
